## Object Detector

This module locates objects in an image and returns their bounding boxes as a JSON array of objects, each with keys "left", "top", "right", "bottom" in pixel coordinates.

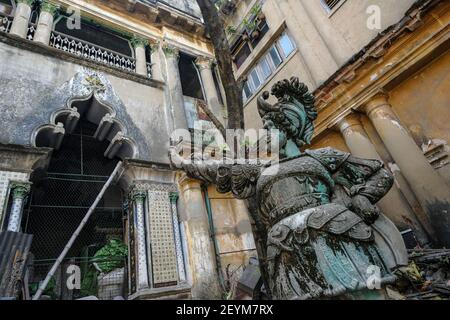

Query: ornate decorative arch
[{"left": 32, "top": 73, "right": 139, "bottom": 160}]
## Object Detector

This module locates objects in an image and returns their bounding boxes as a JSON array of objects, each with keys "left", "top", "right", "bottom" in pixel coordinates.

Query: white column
[
  {"left": 9, "top": 0, "right": 33, "bottom": 38},
  {"left": 130, "top": 188, "right": 150, "bottom": 290},
  {"left": 163, "top": 43, "right": 188, "bottom": 130},
  {"left": 169, "top": 192, "right": 186, "bottom": 283},
  {"left": 7, "top": 182, "right": 31, "bottom": 232},
  {"left": 149, "top": 40, "right": 163, "bottom": 81},
  {"left": 196, "top": 56, "right": 224, "bottom": 124},
  {"left": 132, "top": 36, "right": 148, "bottom": 77},
  {"left": 34, "top": 0, "right": 58, "bottom": 45},
  {"left": 336, "top": 113, "right": 430, "bottom": 245},
  {"left": 364, "top": 92, "right": 450, "bottom": 247}
]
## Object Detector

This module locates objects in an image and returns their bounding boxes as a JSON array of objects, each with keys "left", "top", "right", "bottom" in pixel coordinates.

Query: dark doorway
[{"left": 23, "top": 119, "right": 124, "bottom": 260}]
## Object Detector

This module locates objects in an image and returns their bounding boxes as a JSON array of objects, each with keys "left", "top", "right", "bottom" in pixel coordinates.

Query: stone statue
[{"left": 170, "top": 77, "right": 407, "bottom": 300}]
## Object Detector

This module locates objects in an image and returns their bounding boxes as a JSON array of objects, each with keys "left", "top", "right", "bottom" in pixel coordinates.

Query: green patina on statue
[{"left": 170, "top": 77, "right": 408, "bottom": 300}]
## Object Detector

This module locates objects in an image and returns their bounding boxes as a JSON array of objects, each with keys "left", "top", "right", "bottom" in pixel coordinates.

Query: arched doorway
[{"left": 23, "top": 118, "right": 127, "bottom": 300}]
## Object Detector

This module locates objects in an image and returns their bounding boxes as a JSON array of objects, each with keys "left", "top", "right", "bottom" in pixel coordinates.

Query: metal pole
[{"left": 32, "top": 161, "right": 123, "bottom": 300}]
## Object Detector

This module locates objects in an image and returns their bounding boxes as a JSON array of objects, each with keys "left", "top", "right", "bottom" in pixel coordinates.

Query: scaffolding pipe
[{"left": 32, "top": 161, "right": 123, "bottom": 300}]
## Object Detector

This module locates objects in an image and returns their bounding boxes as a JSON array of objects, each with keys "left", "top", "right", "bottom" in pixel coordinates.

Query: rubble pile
[{"left": 389, "top": 249, "right": 450, "bottom": 300}]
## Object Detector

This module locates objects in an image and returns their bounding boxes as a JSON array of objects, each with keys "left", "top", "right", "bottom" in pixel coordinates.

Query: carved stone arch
[{"left": 32, "top": 75, "right": 139, "bottom": 161}]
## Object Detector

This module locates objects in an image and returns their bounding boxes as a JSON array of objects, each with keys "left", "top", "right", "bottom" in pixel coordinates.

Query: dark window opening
[
  {"left": 179, "top": 52, "right": 204, "bottom": 100},
  {"left": 0, "top": 0, "right": 14, "bottom": 16},
  {"left": 233, "top": 42, "right": 251, "bottom": 69},
  {"left": 55, "top": 16, "right": 133, "bottom": 57}
]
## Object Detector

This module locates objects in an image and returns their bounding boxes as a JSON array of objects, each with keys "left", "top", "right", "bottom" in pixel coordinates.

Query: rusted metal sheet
[{"left": 0, "top": 231, "right": 33, "bottom": 299}]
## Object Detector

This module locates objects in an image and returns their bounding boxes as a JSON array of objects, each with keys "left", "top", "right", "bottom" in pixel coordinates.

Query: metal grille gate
[{"left": 22, "top": 120, "right": 127, "bottom": 299}]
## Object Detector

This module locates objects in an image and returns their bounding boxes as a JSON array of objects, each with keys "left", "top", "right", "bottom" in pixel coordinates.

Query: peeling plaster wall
[
  {"left": 388, "top": 53, "right": 450, "bottom": 182},
  {"left": 0, "top": 42, "right": 170, "bottom": 163}
]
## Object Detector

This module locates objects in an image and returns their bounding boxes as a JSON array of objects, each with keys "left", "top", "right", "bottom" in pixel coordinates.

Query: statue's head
[{"left": 257, "top": 77, "right": 317, "bottom": 157}]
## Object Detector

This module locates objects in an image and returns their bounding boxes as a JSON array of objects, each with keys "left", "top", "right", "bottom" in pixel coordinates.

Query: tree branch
[{"left": 196, "top": 0, "right": 245, "bottom": 130}]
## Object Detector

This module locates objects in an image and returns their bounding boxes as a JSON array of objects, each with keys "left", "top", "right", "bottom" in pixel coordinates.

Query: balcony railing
[
  {"left": 0, "top": 14, "right": 153, "bottom": 79},
  {"left": 0, "top": 14, "right": 12, "bottom": 33},
  {"left": 49, "top": 31, "right": 137, "bottom": 73},
  {"left": 26, "top": 23, "right": 36, "bottom": 41},
  {"left": 146, "top": 62, "right": 152, "bottom": 78}
]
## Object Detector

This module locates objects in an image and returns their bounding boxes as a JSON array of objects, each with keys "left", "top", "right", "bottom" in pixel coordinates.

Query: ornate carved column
[
  {"left": 34, "top": 0, "right": 58, "bottom": 45},
  {"left": 129, "top": 186, "right": 150, "bottom": 290},
  {"left": 10, "top": 0, "right": 33, "bottom": 38},
  {"left": 336, "top": 113, "right": 429, "bottom": 245},
  {"left": 195, "top": 56, "right": 224, "bottom": 124},
  {"left": 131, "top": 36, "right": 148, "bottom": 77},
  {"left": 163, "top": 43, "right": 188, "bottom": 130},
  {"left": 149, "top": 40, "right": 163, "bottom": 81},
  {"left": 363, "top": 92, "right": 450, "bottom": 246},
  {"left": 178, "top": 174, "right": 221, "bottom": 299},
  {"left": 169, "top": 192, "right": 186, "bottom": 283},
  {"left": 7, "top": 181, "right": 31, "bottom": 232}
]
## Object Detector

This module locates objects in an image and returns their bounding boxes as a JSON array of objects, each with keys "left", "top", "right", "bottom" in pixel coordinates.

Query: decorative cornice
[
  {"left": 39, "top": 0, "right": 59, "bottom": 15},
  {"left": 313, "top": 0, "right": 441, "bottom": 97},
  {"left": 131, "top": 35, "right": 148, "bottom": 49}
]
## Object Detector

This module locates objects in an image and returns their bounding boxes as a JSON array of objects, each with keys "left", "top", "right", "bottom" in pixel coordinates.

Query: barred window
[{"left": 321, "top": 0, "right": 343, "bottom": 13}]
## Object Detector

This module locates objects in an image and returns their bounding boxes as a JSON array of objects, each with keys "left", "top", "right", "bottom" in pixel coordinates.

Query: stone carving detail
[{"left": 170, "top": 77, "right": 408, "bottom": 299}]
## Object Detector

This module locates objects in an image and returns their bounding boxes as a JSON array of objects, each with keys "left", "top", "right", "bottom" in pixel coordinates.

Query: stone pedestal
[
  {"left": 364, "top": 93, "right": 450, "bottom": 246},
  {"left": 337, "top": 113, "right": 429, "bottom": 245},
  {"left": 10, "top": 0, "right": 33, "bottom": 38}
]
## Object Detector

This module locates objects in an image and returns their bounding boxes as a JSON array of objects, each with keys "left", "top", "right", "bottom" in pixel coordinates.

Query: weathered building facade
[
  {"left": 222, "top": 0, "right": 450, "bottom": 249},
  {"left": 0, "top": 0, "right": 252, "bottom": 300},
  {"left": 0, "top": 0, "right": 449, "bottom": 301}
]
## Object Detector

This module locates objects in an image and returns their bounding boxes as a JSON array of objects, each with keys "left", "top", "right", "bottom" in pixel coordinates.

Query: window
[
  {"left": 249, "top": 69, "right": 262, "bottom": 90},
  {"left": 179, "top": 52, "right": 204, "bottom": 100},
  {"left": 321, "top": 0, "right": 343, "bottom": 13},
  {"left": 278, "top": 32, "right": 295, "bottom": 58},
  {"left": 231, "top": 15, "right": 270, "bottom": 69},
  {"left": 0, "top": 0, "right": 14, "bottom": 16},
  {"left": 233, "top": 42, "right": 252, "bottom": 69},
  {"left": 242, "top": 81, "right": 252, "bottom": 101},
  {"left": 241, "top": 32, "right": 297, "bottom": 103},
  {"left": 258, "top": 56, "right": 272, "bottom": 81},
  {"left": 268, "top": 46, "right": 282, "bottom": 68}
]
